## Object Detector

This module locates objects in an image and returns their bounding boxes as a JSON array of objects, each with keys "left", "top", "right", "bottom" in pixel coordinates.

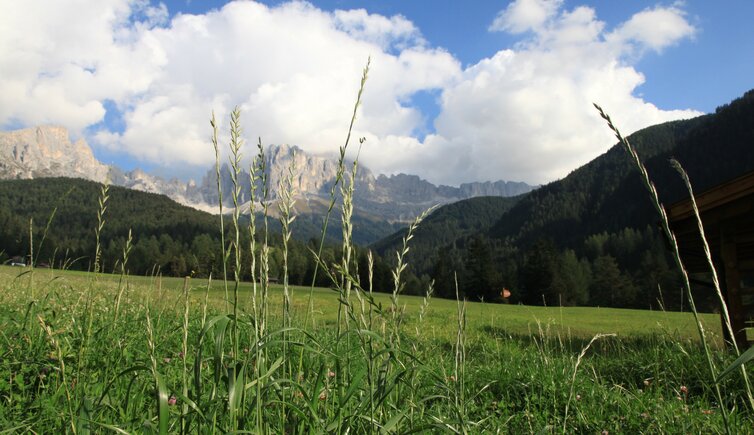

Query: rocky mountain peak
[
  {"left": 0, "top": 125, "right": 109, "bottom": 181},
  {"left": 0, "top": 126, "right": 536, "bottom": 223}
]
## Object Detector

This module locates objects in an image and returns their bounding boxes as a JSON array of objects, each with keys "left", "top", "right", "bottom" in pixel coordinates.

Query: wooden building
[{"left": 668, "top": 172, "right": 754, "bottom": 349}]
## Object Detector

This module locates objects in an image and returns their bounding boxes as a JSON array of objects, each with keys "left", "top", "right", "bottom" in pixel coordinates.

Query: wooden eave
[{"left": 668, "top": 171, "right": 754, "bottom": 222}]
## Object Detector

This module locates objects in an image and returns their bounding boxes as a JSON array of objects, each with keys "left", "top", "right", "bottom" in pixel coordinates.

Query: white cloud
[
  {"left": 333, "top": 8, "right": 424, "bottom": 51},
  {"left": 0, "top": 0, "right": 700, "bottom": 186},
  {"left": 405, "top": 1, "right": 700, "bottom": 185},
  {"left": 609, "top": 5, "right": 696, "bottom": 53},
  {"left": 489, "top": 0, "right": 563, "bottom": 34},
  {"left": 0, "top": 0, "right": 165, "bottom": 133}
]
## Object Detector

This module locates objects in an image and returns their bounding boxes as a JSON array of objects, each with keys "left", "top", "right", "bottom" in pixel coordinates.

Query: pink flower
[
  {"left": 319, "top": 391, "right": 327, "bottom": 401},
  {"left": 168, "top": 395, "right": 177, "bottom": 406},
  {"left": 680, "top": 385, "right": 688, "bottom": 395},
  {"left": 328, "top": 370, "right": 336, "bottom": 378}
]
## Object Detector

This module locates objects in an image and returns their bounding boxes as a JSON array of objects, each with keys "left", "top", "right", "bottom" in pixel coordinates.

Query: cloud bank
[{"left": 0, "top": 0, "right": 700, "bottom": 185}]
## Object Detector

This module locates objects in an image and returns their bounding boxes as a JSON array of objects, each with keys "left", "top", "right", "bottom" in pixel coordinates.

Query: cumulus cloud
[
  {"left": 409, "top": 0, "right": 700, "bottom": 184},
  {"left": 0, "top": 0, "right": 165, "bottom": 132},
  {"left": 609, "top": 5, "right": 696, "bottom": 53},
  {"left": 0, "top": 0, "right": 701, "bottom": 186},
  {"left": 489, "top": 0, "right": 563, "bottom": 34}
]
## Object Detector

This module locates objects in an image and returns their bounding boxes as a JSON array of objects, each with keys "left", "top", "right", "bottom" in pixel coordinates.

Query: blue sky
[
  {"left": 162, "top": 0, "right": 754, "bottom": 113},
  {"left": 1, "top": 0, "right": 752, "bottom": 185}
]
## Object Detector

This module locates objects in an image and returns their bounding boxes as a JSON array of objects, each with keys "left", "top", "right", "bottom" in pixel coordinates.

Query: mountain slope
[
  {"left": 371, "top": 195, "right": 523, "bottom": 275},
  {"left": 368, "top": 89, "right": 754, "bottom": 309},
  {"left": 489, "top": 89, "right": 754, "bottom": 248}
]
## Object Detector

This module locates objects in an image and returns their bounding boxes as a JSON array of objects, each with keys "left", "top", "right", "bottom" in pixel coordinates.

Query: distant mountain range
[{"left": 0, "top": 126, "right": 535, "bottom": 226}]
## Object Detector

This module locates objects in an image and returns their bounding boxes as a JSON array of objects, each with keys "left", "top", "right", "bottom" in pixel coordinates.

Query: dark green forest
[
  {"left": 0, "top": 178, "right": 426, "bottom": 294},
  {"left": 374, "top": 89, "right": 754, "bottom": 311}
]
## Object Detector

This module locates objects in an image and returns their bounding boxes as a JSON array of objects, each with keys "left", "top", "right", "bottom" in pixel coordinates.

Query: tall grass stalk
[
  {"left": 594, "top": 103, "right": 731, "bottom": 433},
  {"left": 114, "top": 228, "right": 132, "bottom": 321},
  {"left": 181, "top": 276, "right": 190, "bottom": 433},
  {"left": 93, "top": 181, "right": 109, "bottom": 276},
  {"left": 277, "top": 150, "right": 297, "bottom": 426},
  {"left": 304, "top": 58, "right": 370, "bottom": 330},
  {"left": 415, "top": 279, "right": 435, "bottom": 338},
  {"left": 390, "top": 205, "right": 437, "bottom": 343},
  {"left": 256, "top": 139, "right": 271, "bottom": 338},
  {"left": 228, "top": 106, "right": 244, "bottom": 361},
  {"left": 247, "top": 143, "right": 263, "bottom": 430},
  {"left": 210, "top": 112, "right": 230, "bottom": 314},
  {"left": 27, "top": 218, "right": 34, "bottom": 299},
  {"left": 563, "top": 333, "right": 615, "bottom": 432},
  {"left": 248, "top": 144, "right": 260, "bottom": 334},
  {"left": 453, "top": 274, "right": 467, "bottom": 432},
  {"left": 278, "top": 153, "right": 297, "bottom": 331},
  {"left": 38, "top": 314, "right": 76, "bottom": 433}
]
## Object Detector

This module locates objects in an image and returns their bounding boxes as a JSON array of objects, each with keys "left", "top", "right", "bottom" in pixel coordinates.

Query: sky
[{"left": 1, "top": 0, "right": 752, "bottom": 186}]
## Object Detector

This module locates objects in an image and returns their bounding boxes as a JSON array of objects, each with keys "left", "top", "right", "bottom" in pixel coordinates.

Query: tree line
[{"left": 0, "top": 178, "right": 429, "bottom": 295}]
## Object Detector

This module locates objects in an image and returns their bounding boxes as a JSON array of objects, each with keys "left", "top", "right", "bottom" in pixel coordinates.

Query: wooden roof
[{"left": 668, "top": 171, "right": 754, "bottom": 222}]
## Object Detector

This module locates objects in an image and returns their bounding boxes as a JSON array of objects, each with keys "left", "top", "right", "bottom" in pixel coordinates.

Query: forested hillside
[
  {"left": 373, "top": 89, "right": 754, "bottom": 310},
  {"left": 0, "top": 177, "right": 424, "bottom": 293}
]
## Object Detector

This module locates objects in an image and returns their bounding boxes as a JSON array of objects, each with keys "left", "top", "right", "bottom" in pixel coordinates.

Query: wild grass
[
  {"left": 0, "top": 263, "right": 750, "bottom": 432},
  {"left": 595, "top": 103, "right": 754, "bottom": 434},
  {"left": 0, "top": 67, "right": 752, "bottom": 433}
]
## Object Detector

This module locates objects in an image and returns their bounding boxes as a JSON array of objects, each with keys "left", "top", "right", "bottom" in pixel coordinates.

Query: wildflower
[
  {"left": 294, "top": 391, "right": 304, "bottom": 399},
  {"left": 680, "top": 385, "right": 688, "bottom": 395},
  {"left": 448, "top": 375, "right": 456, "bottom": 382},
  {"left": 319, "top": 391, "right": 327, "bottom": 401},
  {"left": 163, "top": 357, "right": 171, "bottom": 364},
  {"left": 601, "top": 430, "right": 609, "bottom": 435},
  {"left": 643, "top": 379, "right": 651, "bottom": 387},
  {"left": 575, "top": 394, "right": 581, "bottom": 401},
  {"left": 168, "top": 395, "right": 177, "bottom": 406},
  {"left": 701, "top": 409, "right": 714, "bottom": 415},
  {"left": 640, "top": 412, "right": 649, "bottom": 419},
  {"left": 328, "top": 370, "right": 336, "bottom": 378},
  {"left": 178, "top": 351, "right": 184, "bottom": 359}
]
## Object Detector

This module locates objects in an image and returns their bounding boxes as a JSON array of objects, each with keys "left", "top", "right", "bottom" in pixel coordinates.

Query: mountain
[
  {"left": 0, "top": 125, "right": 110, "bottom": 182},
  {"left": 371, "top": 89, "right": 754, "bottom": 309},
  {"left": 488, "top": 89, "right": 754, "bottom": 247},
  {"left": 194, "top": 144, "right": 535, "bottom": 223},
  {"left": 371, "top": 195, "right": 523, "bottom": 278},
  {"left": 0, "top": 126, "right": 535, "bottom": 243}
]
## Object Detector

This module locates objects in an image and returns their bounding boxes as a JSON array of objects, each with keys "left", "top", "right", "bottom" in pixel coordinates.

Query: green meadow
[{"left": 2, "top": 264, "right": 751, "bottom": 433}]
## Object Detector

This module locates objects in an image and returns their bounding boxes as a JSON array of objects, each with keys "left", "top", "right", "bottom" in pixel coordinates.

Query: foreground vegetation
[{"left": 2, "top": 265, "right": 752, "bottom": 433}]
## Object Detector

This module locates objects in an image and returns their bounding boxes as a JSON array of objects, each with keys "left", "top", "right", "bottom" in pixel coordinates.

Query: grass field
[{"left": 1, "top": 264, "right": 751, "bottom": 433}]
